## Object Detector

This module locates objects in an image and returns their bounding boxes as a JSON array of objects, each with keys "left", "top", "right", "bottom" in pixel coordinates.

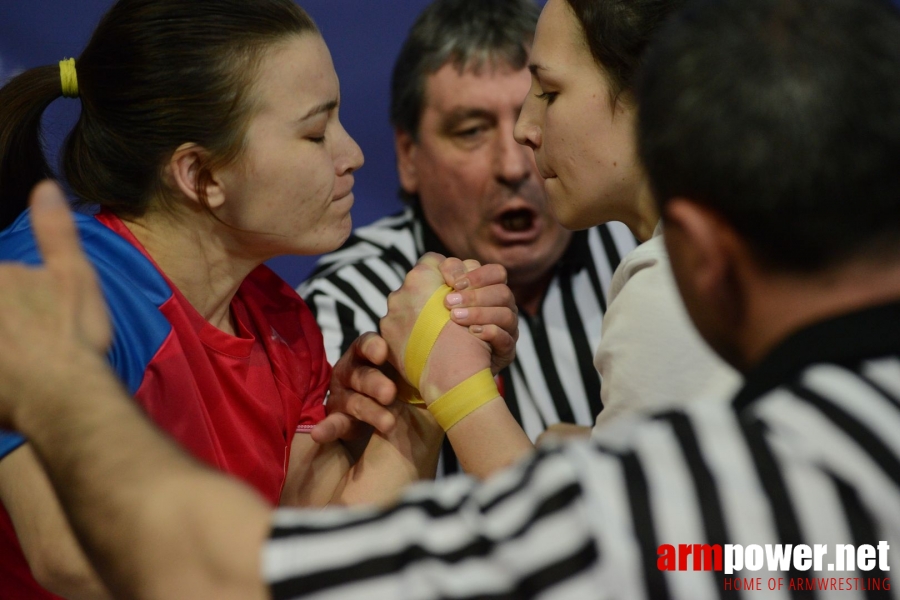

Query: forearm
[
  {"left": 420, "top": 325, "right": 534, "bottom": 479},
  {"left": 0, "top": 445, "right": 112, "bottom": 600},
  {"left": 11, "top": 350, "right": 270, "bottom": 600}
]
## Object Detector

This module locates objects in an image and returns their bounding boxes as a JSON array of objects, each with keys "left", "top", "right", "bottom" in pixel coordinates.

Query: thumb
[{"left": 29, "top": 181, "right": 84, "bottom": 271}]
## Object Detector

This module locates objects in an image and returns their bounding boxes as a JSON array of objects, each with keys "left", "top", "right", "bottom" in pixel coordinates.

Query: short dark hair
[
  {"left": 564, "top": 0, "right": 686, "bottom": 104},
  {"left": 0, "top": 0, "right": 317, "bottom": 230},
  {"left": 390, "top": 0, "right": 539, "bottom": 141},
  {"left": 638, "top": 0, "right": 900, "bottom": 272}
]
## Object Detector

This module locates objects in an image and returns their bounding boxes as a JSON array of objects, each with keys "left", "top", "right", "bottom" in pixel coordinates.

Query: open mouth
[{"left": 497, "top": 208, "right": 536, "bottom": 233}]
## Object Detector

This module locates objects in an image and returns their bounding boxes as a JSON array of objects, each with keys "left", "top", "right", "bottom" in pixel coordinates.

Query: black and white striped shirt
[
  {"left": 265, "top": 301, "right": 900, "bottom": 599},
  {"left": 298, "top": 206, "right": 636, "bottom": 474}
]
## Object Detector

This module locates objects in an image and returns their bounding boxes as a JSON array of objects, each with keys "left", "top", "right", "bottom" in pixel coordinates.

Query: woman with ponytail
[{"left": 0, "top": 1, "right": 515, "bottom": 597}]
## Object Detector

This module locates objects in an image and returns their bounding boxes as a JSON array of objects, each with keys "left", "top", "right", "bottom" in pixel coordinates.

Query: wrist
[{"left": 418, "top": 322, "right": 492, "bottom": 405}]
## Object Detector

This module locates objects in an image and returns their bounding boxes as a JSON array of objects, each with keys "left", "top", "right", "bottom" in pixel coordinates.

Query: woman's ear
[{"left": 167, "top": 143, "right": 226, "bottom": 209}]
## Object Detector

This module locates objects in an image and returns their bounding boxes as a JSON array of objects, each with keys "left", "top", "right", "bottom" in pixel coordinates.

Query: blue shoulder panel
[{"left": 0, "top": 209, "right": 173, "bottom": 459}]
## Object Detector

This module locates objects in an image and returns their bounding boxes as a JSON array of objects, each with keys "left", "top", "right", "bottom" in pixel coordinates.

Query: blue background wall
[{"left": 0, "top": 0, "right": 445, "bottom": 286}]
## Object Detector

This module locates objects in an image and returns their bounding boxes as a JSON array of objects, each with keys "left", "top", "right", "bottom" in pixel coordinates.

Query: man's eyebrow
[
  {"left": 528, "top": 63, "right": 545, "bottom": 75},
  {"left": 298, "top": 99, "right": 338, "bottom": 121}
]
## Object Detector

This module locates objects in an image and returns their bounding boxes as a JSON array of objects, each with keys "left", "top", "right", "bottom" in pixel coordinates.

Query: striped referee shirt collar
[
  {"left": 733, "top": 298, "right": 900, "bottom": 411},
  {"left": 413, "top": 202, "right": 593, "bottom": 275}
]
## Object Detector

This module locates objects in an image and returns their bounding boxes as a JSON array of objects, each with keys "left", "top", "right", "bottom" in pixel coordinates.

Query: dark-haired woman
[
  {"left": 515, "top": 0, "right": 741, "bottom": 437},
  {"left": 0, "top": 2, "right": 514, "bottom": 597}
]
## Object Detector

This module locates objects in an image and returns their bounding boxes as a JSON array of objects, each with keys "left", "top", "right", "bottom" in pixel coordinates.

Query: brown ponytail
[{"left": 0, "top": 66, "right": 63, "bottom": 229}]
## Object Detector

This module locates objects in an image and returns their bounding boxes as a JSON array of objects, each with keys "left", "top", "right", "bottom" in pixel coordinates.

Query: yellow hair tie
[
  {"left": 427, "top": 369, "right": 500, "bottom": 431},
  {"left": 59, "top": 58, "right": 78, "bottom": 98},
  {"left": 403, "top": 284, "right": 452, "bottom": 389}
]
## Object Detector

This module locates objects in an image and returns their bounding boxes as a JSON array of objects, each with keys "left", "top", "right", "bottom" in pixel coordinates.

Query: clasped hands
[{"left": 313, "top": 253, "right": 518, "bottom": 444}]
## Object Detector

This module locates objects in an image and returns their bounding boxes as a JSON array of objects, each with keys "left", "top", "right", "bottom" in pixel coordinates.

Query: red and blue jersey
[{"left": 0, "top": 209, "right": 329, "bottom": 599}]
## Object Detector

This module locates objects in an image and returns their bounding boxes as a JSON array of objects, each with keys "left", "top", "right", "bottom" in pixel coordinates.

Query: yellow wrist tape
[
  {"left": 403, "top": 284, "right": 452, "bottom": 389},
  {"left": 427, "top": 368, "right": 499, "bottom": 431}
]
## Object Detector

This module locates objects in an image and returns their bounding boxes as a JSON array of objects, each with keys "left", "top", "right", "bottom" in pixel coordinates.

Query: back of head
[
  {"left": 638, "top": 0, "right": 900, "bottom": 272},
  {"left": 0, "top": 0, "right": 317, "bottom": 230},
  {"left": 390, "top": 0, "right": 539, "bottom": 141}
]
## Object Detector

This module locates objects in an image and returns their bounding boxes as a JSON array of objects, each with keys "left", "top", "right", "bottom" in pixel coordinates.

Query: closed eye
[{"left": 456, "top": 125, "right": 487, "bottom": 138}]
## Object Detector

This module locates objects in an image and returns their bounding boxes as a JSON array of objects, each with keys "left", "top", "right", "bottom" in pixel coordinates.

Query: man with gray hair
[{"left": 299, "top": 0, "right": 635, "bottom": 474}]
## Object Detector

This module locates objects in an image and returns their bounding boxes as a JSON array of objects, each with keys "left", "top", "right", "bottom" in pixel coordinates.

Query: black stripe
[
  {"left": 270, "top": 482, "right": 584, "bottom": 598},
  {"left": 440, "top": 437, "right": 460, "bottom": 476},
  {"left": 470, "top": 540, "right": 599, "bottom": 600},
  {"left": 598, "top": 225, "right": 624, "bottom": 270},
  {"left": 304, "top": 291, "right": 320, "bottom": 320},
  {"left": 790, "top": 383, "right": 900, "bottom": 487},
  {"left": 271, "top": 495, "right": 471, "bottom": 540},
  {"left": 558, "top": 273, "right": 603, "bottom": 417},
  {"left": 660, "top": 412, "right": 729, "bottom": 599},
  {"left": 323, "top": 273, "right": 382, "bottom": 328},
  {"left": 354, "top": 261, "right": 395, "bottom": 297},
  {"left": 857, "top": 367, "right": 900, "bottom": 412},
  {"left": 620, "top": 451, "right": 671, "bottom": 600},
  {"left": 307, "top": 235, "right": 370, "bottom": 278},
  {"left": 335, "top": 302, "right": 358, "bottom": 358},
  {"left": 380, "top": 245, "right": 415, "bottom": 274},
  {"left": 522, "top": 312, "right": 575, "bottom": 423},
  {"left": 831, "top": 475, "right": 891, "bottom": 599},
  {"left": 740, "top": 419, "right": 812, "bottom": 599},
  {"left": 502, "top": 364, "right": 523, "bottom": 426},
  {"left": 303, "top": 292, "right": 357, "bottom": 358},
  {"left": 480, "top": 445, "right": 561, "bottom": 513}
]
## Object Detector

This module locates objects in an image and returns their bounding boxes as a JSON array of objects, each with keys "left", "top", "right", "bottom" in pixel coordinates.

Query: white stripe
[
  {"left": 684, "top": 401, "right": 784, "bottom": 561},
  {"left": 543, "top": 283, "right": 593, "bottom": 424},
  {"left": 571, "top": 268, "right": 605, "bottom": 363},
  {"left": 333, "top": 266, "right": 390, "bottom": 320},
  {"left": 756, "top": 391, "right": 900, "bottom": 519},
  {"left": 508, "top": 363, "right": 547, "bottom": 441},
  {"left": 635, "top": 421, "right": 720, "bottom": 600},
  {"left": 572, "top": 441, "right": 649, "bottom": 599},
  {"left": 607, "top": 221, "right": 638, "bottom": 256},
  {"left": 513, "top": 322, "right": 560, "bottom": 425},
  {"left": 861, "top": 357, "right": 900, "bottom": 399},
  {"left": 803, "top": 364, "right": 900, "bottom": 456},
  {"left": 587, "top": 228, "right": 616, "bottom": 303},
  {"left": 363, "top": 256, "right": 405, "bottom": 291},
  {"left": 308, "top": 294, "right": 344, "bottom": 366}
]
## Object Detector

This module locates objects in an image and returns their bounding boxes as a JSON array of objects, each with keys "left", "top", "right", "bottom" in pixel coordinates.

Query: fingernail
[
  {"left": 454, "top": 279, "right": 470, "bottom": 290},
  {"left": 452, "top": 308, "right": 469, "bottom": 319},
  {"left": 446, "top": 293, "right": 463, "bottom": 306},
  {"left": 470, "top": 325, "right": 484, "bottom": 334}
]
